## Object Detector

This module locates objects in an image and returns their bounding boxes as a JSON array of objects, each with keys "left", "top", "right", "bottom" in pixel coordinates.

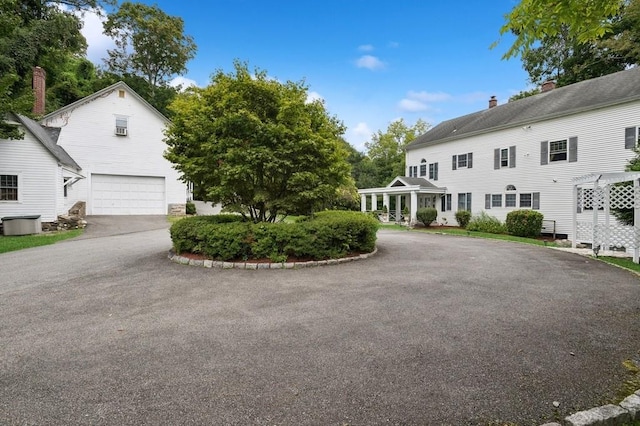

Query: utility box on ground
[{"left": 1, "top": 215, "right": 42, "bottom": 236}]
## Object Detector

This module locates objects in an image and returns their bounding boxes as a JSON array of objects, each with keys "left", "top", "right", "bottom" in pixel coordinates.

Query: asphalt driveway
[{"left": 0, "top": 224, "right": 639, "bottom": 425}]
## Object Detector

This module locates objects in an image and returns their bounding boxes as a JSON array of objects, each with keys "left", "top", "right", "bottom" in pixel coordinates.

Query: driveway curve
[{"left": 0, "top": 227, "right": 638, "bottom": 425}]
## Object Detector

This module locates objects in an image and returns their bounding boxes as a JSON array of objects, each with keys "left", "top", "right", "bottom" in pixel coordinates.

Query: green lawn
[
  {"left": 0, "top": 229, "right": 83, "bottom": 254},
  {"left": 597, "top": 256, "right": 640, "bottom": 274},
  {"left": 414, "top": 227, "right": 557, "bottom": 247}
]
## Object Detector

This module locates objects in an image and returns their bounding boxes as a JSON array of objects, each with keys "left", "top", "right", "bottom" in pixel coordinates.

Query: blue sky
[{"left": 80, "top": 1, "right": 529, "bottom": 151}]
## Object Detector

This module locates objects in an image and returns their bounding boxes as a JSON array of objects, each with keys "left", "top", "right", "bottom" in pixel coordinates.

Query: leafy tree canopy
[
  {"left": 498, "top": 0, "right": 624, "bottom": 59},
  {"left": 364, "top": 118, "right": 430, "bottom": 187},
  {"left": 0, "top": 0, "right": 113, "bottom": 137},
  {"left": 103, "top": 2, "right": 196, "bottom": 91},
  {"left": 164, "top": 61, "right": 353, "bottom": 222}
]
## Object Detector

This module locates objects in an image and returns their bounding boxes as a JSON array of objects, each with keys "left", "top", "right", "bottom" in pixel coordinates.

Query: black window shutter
[
  {"left": 447, "top": 194, "right": 452, "bottom": 211},
  {"left": 452, "top": 155, "right": 457, "bottom": 170},
  {"left": 494, "top": 148, "right": 500, "bottom": 170},
  {"left": 509, "top": 145, "right": 516, "bottom": 168},
  {"left": 467, "top": 192, "right": 472, "bottom": 211},
  {"left": 568, "top": 137, "right": 578, "bottom": 162},
  {"left": 625, "top": 127, "right": 636, "bottom": 149},
  {"left": 532, "top": 192, "right": 540, "bottom": 210},
  {"left": 540, "top": 141, "right": 548, "bottom": 165},
  {"left": 441, "top": 195, "right": 445, "bottom": 211},
  {"left": 467, "top": 152, "right": 473, "bottom": 168},
  {"left": 434, "top": 162, "right": 438, "bottom": 180},
  {"left": 485, "top": 194, "right": 491, "bottom": 209}
]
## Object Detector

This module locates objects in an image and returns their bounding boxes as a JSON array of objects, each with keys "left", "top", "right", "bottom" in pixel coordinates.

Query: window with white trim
[
  {"left": 494, "top": 146, "right": 516, "bottom": 169},
  {"left": 408, "top": 165, "right": 418, "bottom": 177},
  {"left": 458, "top": 192, "right": 472, "bottom": 211},
  {"left": 0, "top": 174, "right": 18, "bottom": 201},
  {"left": 519, "top": 192, "right": 541, "bottom": 209},
  {"left": 115, "top": 116, "right": 128, "bottom": 136},
  {"left": 441, "top": 193, "right": 452, "bottom": 211},
  {"left": 491, "top": 194, "right": 502, "bottom": 208},
  {"left": 625, "top": 127, "right": 640, "bottom": 149},
  {"left": 505, "top": 193, "right": 516, "bottom": 207},
  {"left": 428, "top": 162, "right": 438, "bottom": 180},
  {"left": 419, "top": 159, "right": 427, "bottom": 177},
  {"left": 541, "top": 137, "right": 577, "bottom": 164},
  {"left": 452, "top": 152, "right": 473, "bottom": 170},
  {"left": 549, "top": 140, "right": 567, "bottom": 162}
]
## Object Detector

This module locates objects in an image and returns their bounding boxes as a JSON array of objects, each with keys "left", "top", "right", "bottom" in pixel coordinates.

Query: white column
[
  {"left": 360, "top": 194, "right": 367, "bottom": 212},
  {"left": 395, "top": 195, "right": 401, "bottom": 223},
  {"left": 371, "top": 193, "right": 378, "bottom": 211},
  {"left": 410, "top": 191, "right": 418, "bottom": 225},
  {"left": 572, "top": 184, "right": 578, "bottom": 248},
  {"left": 383, "top": 193, "right": 389, "bottom": 211},
  {"left": 634, "top": 179, "right": 639, "bottom": 263}
]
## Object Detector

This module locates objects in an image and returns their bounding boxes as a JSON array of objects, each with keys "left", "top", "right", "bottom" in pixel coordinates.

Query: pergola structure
[
  {"left": 573, "top": 172, "right": 640, "bottom": 263},
  {"left": 358, "top": 176, "right": 446, "bottom": 224}
]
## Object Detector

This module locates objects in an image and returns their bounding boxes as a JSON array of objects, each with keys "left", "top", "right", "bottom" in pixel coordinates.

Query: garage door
[{"left": 91, "top": 174, "right": 166, "bottom": 215}]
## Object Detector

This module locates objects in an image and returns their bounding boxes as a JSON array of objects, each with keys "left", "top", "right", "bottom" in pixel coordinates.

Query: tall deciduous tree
[
  {"left": 364, "top": 118, "right": 430, "bottom": 187},
  {"left": 164, "top": 61, "right": 353, "bottom": 222},
  {"left": 103, "top": 2, "right": 196, "bottom": 93},
  {"left": 497, "top": 0, "right": 624, "bottom": 59},
  {"left": 0, "top": 0, "right": 111, "bottom": 137}
]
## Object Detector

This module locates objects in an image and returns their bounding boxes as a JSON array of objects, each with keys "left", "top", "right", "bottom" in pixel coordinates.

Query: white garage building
[{"left": 41, "top": 81, "right": 189, "bottom": 216}]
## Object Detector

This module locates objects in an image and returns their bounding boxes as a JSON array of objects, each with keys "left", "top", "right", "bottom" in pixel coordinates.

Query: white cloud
[
  {"left": 358, "top": 44, "right": 374, "bottom": 52},
  {"left": 398, "top": 98, "right": 429, "bottom": 112},
  {"left": 170, "top": 76, "right": 199, "bottom": 90},
  {"left": 346, "top": 122, "right": 373, "bottom": 152},
  {"left": 306, "top": 91, "right": 323, "bottom": 103},
  {"left": 353, "top": 122, "right": 372, "bottom": 138},
  {"left": 355, "top": 55, "right": 385, "bottom": 71},
  {"left": 77, "top": 8, "right": 115, "bottom": 64},
  {"left": 407, "top": 90, "right": 452, "bottom": 102}
]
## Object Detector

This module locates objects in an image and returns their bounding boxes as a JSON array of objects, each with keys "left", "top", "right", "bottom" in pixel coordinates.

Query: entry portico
[{"left": 358, "top": 176, "right": 446, "bottom": 224}]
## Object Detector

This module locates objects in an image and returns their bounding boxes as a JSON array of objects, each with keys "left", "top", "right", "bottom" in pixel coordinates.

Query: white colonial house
[
  {"left": 0, "top": 113, "right": 83, "bottom": 222},
  {"left": 0, "top": 77, "right": 190, "bottom": 224},
  {"left": 41, "top": 81, "right": 189, "bottom": 216},
  {"left": 359, "top": 66, "right": 640, "bottom": 247}
]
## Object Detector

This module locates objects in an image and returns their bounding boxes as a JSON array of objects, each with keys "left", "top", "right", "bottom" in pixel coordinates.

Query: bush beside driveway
[{"left": 0, "top": 229, "right": 638, "bottom": 425}]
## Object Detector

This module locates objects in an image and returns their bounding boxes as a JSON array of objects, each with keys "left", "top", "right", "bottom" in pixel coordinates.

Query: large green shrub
[
  {"left": 185, "top": 201, "right": 196, "bottom": 215},
  {"left": 455, "top": 210, "right": 472, "bottom": 228},
  {"left": 505, "top": 210, "right": 544, "bottom": 237},
  {"left": 466, "top": 211, "right": 506, "bottom": 234},
  {"left": 170, "top": 211, "right": 378, "bottom": 261},
  {"left": 416, "top": 207, "right": 437, "bottom": 227}
]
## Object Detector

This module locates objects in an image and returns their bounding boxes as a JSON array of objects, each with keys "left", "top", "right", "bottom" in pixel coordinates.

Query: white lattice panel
[
  {"left": 609, "top": 185, "right": 638, "bottom": 209},
  {"left": 576, "top": 221, "right": 593, "bottom": 243},
  {"left": 594, "top": 223, "right": 639, "bottom": 249}
]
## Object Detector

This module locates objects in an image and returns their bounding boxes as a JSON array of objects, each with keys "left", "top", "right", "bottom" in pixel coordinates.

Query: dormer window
[{"left": 115, "top": 116, "right": 128, "bottom": 136}]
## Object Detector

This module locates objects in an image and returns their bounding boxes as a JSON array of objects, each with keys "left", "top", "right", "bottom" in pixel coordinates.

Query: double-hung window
[
  {"left": 625, "top": 127, "right": 640, "bottom": 149},
  {"left": 440, "top": 194, "right": 452, "bottom": 211},
  {"left": 408, "top": 165, "right": 418, "bottom": 177},
  {"left": 419, "top": 159, "right": 427, "bottom": 177},
  {"left": 519, "top": 192, "right": 541, "bottom": 209},
  {"left": 457, "top": 192, "right": 472, "bottom": 211},
  {"left": 115, "top": 116, "right": 128, "bottom": 136},
  {"left": 452, "top": 153, "right": 473, "bottom": 170},
  {"left": 494, "top": 146, "right": 516, "bottom": 169},
  {"left": 0, "top": 174, "right": 18, "bottom": 201},
  {"left": 428, "top": 162, "right": 438, "bottom": 180},
  {"left": 541, "top": 137, "right": 577, "bottom": 164}
]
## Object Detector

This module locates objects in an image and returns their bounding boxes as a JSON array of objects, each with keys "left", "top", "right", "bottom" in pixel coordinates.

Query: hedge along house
[
  {"left": 358, "top": 66, "right": 640, "bottom": 244},
  {"left": 41, "top": 79, "right": 190, "bottom": 216}
]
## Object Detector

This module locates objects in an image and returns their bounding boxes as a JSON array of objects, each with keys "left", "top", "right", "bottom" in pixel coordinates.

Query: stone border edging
[
  {"left": 540, "top": 389, "right": 640, "bottom": 426},
  {"left": 168, "top": 247, "right": 378, "bottom": 269}
]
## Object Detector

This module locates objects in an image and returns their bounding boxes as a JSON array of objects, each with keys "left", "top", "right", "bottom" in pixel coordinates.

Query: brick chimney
[
  {"left": 32, "top": 66, "right": 46, "bottom": 115},
  {"left": 541, "top": 80, "right": 556, "bottom": 93},
  {"left": 488, "top": 95, "right": 497, "bottom": 109}
]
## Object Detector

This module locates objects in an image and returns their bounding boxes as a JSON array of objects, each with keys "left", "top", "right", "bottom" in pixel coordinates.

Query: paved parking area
[{"left": 0, "top": 226, "right": 639, "bottom": 425}]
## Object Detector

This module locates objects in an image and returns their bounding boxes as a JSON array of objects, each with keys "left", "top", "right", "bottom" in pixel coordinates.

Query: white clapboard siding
[
  {"left": 0, "top": 132, "right": 61, "bottom": 221},
  {"left": 42, "top": 83, "right": 186, "bottom": 215},
  {"left": 406, "top": 100, "right": 640, "bottom": 238}
]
